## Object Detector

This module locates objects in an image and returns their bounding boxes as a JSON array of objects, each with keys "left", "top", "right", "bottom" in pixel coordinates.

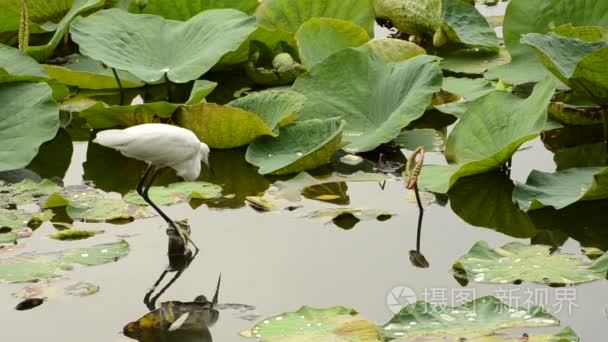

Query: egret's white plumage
[{"left": 94, "top": 123, "right": 209, "bottom": 181}]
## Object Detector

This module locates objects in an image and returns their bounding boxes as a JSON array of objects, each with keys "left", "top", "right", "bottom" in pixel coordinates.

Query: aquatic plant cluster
[{"left": 0, "top": 0, "right": 607, "bottom": 340}]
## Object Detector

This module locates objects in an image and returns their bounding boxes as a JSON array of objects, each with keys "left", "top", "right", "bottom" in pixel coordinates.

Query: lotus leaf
[
  {"left": 49, "top": 229, "right": 102, "bottom": 241},
  {"left": 292, "top": 50, "right": 442, "bottom": 153},
  {"left": 441, "top": 47, "right": 510, "bottom": 75},
  {"left": 129, "top": 0, "right": 259, "bottom": 19},
  {"left": 219, "top": 27, "right": 295, "bottom": 66},
  {"left": 255, "top": 0, "right": 376, "bottom": 36},
  {"left": 453, "top": 241, "right": 608, "bottom": 285},
  {"left": 228, "top": 89, "right": 306, "bottom": 131},
  {"left": 373, "top": 0, "right": 498, "bottom": 50},
  {"left": 418, "top": 78, "right": 555, "bottom": 193},
  {"left": 186, "top": 80, "right": 217, "bottom": 104},
  {"left": 357, "top": 38, "right": 426, "bottom": 62},
  {"left": 295, "top": 18, "right": 370, "bottom": 69},
  {"left": 44, "top": 55, "right": 144, "bottom": 89},
  {"left": 0, "top": 179, "right": 60, "bottom": 207},
  {"left": 245, "top": 118, "right": 345, "bottom": 175},
  {"left": 485, "top": 0, "right": 608, "bottom": 85},
  {"left": 176, "top": 103, "right": 275, "bottom": 149},
  {"left": 123, "top": 182, "right": 222, "bottom": 206},
  {"left": 0, "top": 208, "right": 53, "bottom": 229},
  {"left": 0, "top": 44, "right": 49, "bottom": 82},
  {"left": 382, "top": 296, "right": 565, "bottom": 340},
  {"left": 435, "top": 76, "right": 497, "bottom": 116},
  {"left": 77, "top": 100, "right": 179, "bottom": 129},
  {"left": 393, "top": 129, "right": 446, "bottom": 152},
  {"left": 0, "top": 82, "right": 60, "bottom": 172},
  {"left": 513, "top": 167, "right": 608, "bottom": 211},
  {"left": 243, "top": 306, "right": 381, "bottom": 341},
  {"left": 70, "top": 8, "right": 257, "bottom": 83}
]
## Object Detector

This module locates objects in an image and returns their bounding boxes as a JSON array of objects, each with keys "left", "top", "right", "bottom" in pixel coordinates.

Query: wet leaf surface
[{"left": 124, "top": 182, "right": 222, "bottom": 206}]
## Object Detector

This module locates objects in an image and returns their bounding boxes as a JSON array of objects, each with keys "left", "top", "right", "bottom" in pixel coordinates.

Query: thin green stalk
[{"left": 111, "top": 68, "right": 125, "bottom": 105}]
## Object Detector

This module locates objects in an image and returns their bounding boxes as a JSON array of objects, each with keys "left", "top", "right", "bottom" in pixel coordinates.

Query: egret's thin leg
[
  {"left": 142, "top": 168, "right": 178, "bottom": 230},
  {"left": 136, "top": 164, "right": 154, "bottom": 196}
]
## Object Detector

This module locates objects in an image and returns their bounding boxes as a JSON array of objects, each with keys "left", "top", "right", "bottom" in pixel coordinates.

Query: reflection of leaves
[
  {"left": 554, "top": 143, "right": 608, "bottom": 171},
  {"left": 305, "top": 208, "right": 393, "bottom": 230},
  {"left": 302, "top": 182, "right": 349, "bottom": 205},
  {"left": 26, "top": 129, "right": 73, "bottom": 180},
  {"left": 448, "top": 172, "right": 537, "bottom": 238},
  {"left": 453, "top": 241, "right": 608, "bottom": 285}
]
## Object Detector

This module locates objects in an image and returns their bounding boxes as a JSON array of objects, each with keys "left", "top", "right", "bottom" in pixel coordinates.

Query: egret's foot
[{"left": 174, "top": 220, "right": 199, "bottom": 253}]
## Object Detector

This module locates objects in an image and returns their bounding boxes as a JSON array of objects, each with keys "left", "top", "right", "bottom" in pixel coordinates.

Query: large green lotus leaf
[
  {"left": 0, "top": 179, "right": 61, "bottom": 207},
  {"left": 246, "top": 118, "right": 345, "bottom": 175},
  {"left": 292, "top": 50, "right": 442, "bottom": 153},
  {"left": 435, "top": 76, "right": 497, "bottom": 116},
  {"left": 129, "top": 0, "right": 259, "bottom": 19},
  {"left": 448, "top": 172, "right": 537, "bottom": 238},
  {"left": 77, "top": 100, "right": 179, "bottom": 129},
  {"left": 522, "top": 32, "right": 608, "bottom": 105},
  {"left": 243, "top": 306, "right": 381, "bottom": 341},
  {"left": 44, "top": 55, "right": 144, "bottom": 89},
  {"left": 295, "top": 18, "right": 370, "bottom": 69},
  {"left": 176, "top": 103, "right": 275, "bottom": 149},
  {"left": 255, "top": 0, "right": 375, "bottom": 36},
  {"left": 123, "top": 182, "right": 222, "bottom": 206},
  {"left": 381, "top": 296, "right": 560, "bottom": 340},
  {"left": 27, "top": 0, "right": 105, "bottom": 62},
  {"left": 453, "top": 241, "right": 608, "bottom": 285},
  {"left": 70, "top": 8, "right": 256, "bottom": 83},
  {"left": 219, "top": 26, "right": 295, "bottom": 66},
  {"left": 228, "top": 89, "right": 306, "bottom": 131},
  {"left": 0, "top": 44, "right": 49, "bottom": 82},
  {"left": 0, "top": 82, "right": 59, "bottom": 172},
  {"left": 485, "top": 0, "right": 608, "bottom": 85},
  {"left": 0, "top": 240, "right": 129, "bottom": 283},
  {"left": 418, "top": 78, "right": 555, "bottom": 193},
  {"left": 513, "top": 167, "right": 608, "bottom": 211},
  {"left": 373, "top": 0, "right": 498, "bottom": 50},
  {"left": 358, "top": 38, "right": 426, "bottom": 62}
]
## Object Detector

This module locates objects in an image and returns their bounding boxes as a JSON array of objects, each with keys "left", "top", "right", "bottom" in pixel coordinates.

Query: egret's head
[{"left": 200, "top": 142, "right": 210, "bottom": 167}]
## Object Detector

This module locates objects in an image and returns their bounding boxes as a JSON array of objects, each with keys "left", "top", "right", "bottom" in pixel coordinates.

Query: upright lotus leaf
[
  {"left": 381, "top": 296, "right": 560, "bottom": 340},
  {"left": 228, "top": 89, "right": 306, "bottom": 131},
  {"left": 129, "top": 0, "right": 260, "bottom": 19},
  {"left": 485, "top": 0, "right": 608, "bottom": 85},
  {"left": 448, "top": 172, "right": 537, "bottom": 238},
  {"left": 0, "top": 179, "right": 61, "bottom": 207},
  {"left": 176, "top": 103, "right": 275, "bottom": 149},
  {"left": 513, "top": 167, "right": 608, "bottom": 211},
  {"left": 186, "top": 80, "right": 218, "bottom": 105},
  {"left": 242, "top": 306, "right": 381, "bottom": 341},
  {"left": 357, "top": 38, "right": 426, "bottom": 62},
  {"left": 373, "top": 0, "right": 498, "bottom": 50},
  {"left": 27, "top": 0, "right": 106, "bottom": 62},
  {"left": 522, "top": 31, "right": 608, "bottom": 105},
  {"left": 0, "top": 82, "right": 59, "bottom": 172},
  {"left": 0, "top": 44, "right": 49, "bottom": 82},
  {"left": 44, "top": 55, "right": 144, "bottom": 89},
  {"left": 292, "top": 49, "right": 442, "bottom": 153},
  {"left": 0, "top": 240, "right": 129, "bottom": 283},
  {"left": 435, "top": 77, "right": 497, "bottom": 116},
  {"left": 70, "top": 8, "right": 257, "bottom": 83},
  {"left": 246, "top": 118, "right": 345, "bottom": 175},
  {"left": 418, "top": 78, "right": 555, "bottom": 193},
  {"left": 295, "top": 18, "right": 370, "bottom": 69},
  {"left": 256, "top": 0, "right": 376, "bottom": 36},
  {"left": 77, "top": 100, "right": 179, "bottom": 129},
  {"left": 123, "top": 182, "right": 222, "bottom": 206},
  {"left": 453, "top": 241, "right": 608, "bottom": 285}
]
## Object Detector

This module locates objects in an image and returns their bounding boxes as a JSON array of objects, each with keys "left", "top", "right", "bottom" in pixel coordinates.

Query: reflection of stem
[
  {"left": 415, "top": 185, "right": 423, "bottom": 252},
  {"left": 111, "top": 68, "right": 125, "bottom": 105}
]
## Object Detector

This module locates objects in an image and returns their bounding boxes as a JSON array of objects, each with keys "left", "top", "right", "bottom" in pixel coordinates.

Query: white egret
[{"left": 94, "top": 123, "right": 210, "bottom": 250}]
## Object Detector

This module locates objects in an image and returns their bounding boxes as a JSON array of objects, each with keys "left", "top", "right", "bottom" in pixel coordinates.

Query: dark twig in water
[
  {"left": 165, "top": 73, "right": 173, "bottom": 102},
  {"left": 111, "top": 68, "right": 125, "bottom": 105}
]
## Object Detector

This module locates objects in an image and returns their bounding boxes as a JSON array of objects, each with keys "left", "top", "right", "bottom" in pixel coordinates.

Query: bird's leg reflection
[{"left": 144, "top": 249, "right": 197, "bottom": 311}]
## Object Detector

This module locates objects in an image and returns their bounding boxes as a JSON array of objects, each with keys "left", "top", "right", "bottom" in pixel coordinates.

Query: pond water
[{"left": 1, "top": 130, "right": 607, "bottom": 341}]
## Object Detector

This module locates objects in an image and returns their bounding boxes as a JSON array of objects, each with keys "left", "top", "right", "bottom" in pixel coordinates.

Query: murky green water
[{"left": 1, "top": 132, "right": 607, "bottom": 341}]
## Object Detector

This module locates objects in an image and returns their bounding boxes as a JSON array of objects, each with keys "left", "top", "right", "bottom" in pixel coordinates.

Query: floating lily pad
[
  {"left": 0, "top": 209, "right": 53, "bottom": 230},
  {"left": 0, "top": 44, "right": 49, "bottom": 82},
  {"left": 187, "top": 80, "right": 218, "bottom": 105},
  {"left": 358, "top": 38, "right": 426, "bottom": 62},
  {"left": 0, "top": 179, "right": 61, "bottom": 207},
  {"left": 27, "top": 0, "right": 105, "bottom": 62},
  {"left": 305, "top": 208, "right": 393, "bottom": 229},
  {"left": 176, "top": 103, "right": 275, "bottom": 149},
  {"left": 295, "top": 18, "right": 370, "bottom": 69},
  {"left": 485, "top": 0, "right": 608, "bottom": 85},
  {"left": 123, "top": 182, "right": 222, "bottom": 206},
  {"left": 0, "top": 82, "right": 60, "bottom": 172},
  {"left": 418, "top": 78, "right": 555, "bottom": 193},
  {"left": 243, "top": 306, "right": 381, "bottom": 341},
  {"left": 0, "top": 240, "right": 129, "bottom": 283},
  {"left": 14, "top": 280, "right": 100, "bottom": 300},
  {"left": 49, "top": 229, "right": 102, "bottom": 241},
  {"left": 513, "top": 167, "right": 608, "bottom": 211},
  {"left": 292, "top": 50, "right": 442, "bottom": 153},
  {"left": 381, "top": 296, "right": 566, "bottom": 340},
  {"left": 453, "top": 241, "right": 608, "bottom": 285},
  {"left": 77, "top": 100, "right": 179, "bottom": 129},
  {"left": 373, "top": 0, "right": 499, "bottom": 50},
  {"left": 70, "top": 8, "right": 256, "bottom": 83},
  {"left": 256, "top": 0, "right": 376, "bottom": 36},
  {"left": 245, "top": 118, "right": 345, "bottom": 175},
  {"left": 228, "top": 89, "right": 306, "bottom": 131},
  {"left": 43, "top": 55, "right": 144, "bottom": 89},
  {"left": 130, "top": 0, "right": 260, "bottom": 19}
]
